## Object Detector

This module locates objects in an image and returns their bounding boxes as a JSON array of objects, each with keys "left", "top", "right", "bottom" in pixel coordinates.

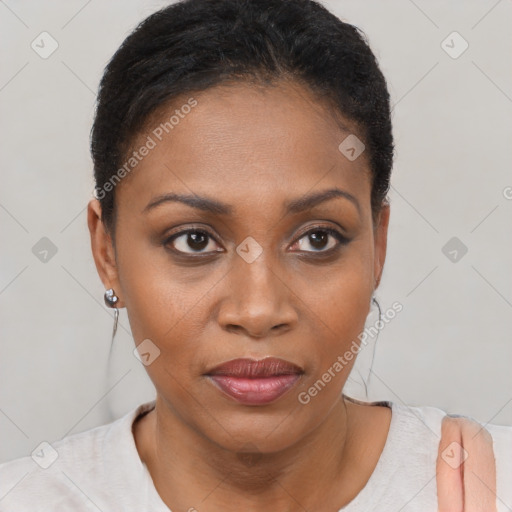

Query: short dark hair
[{"left": 90, "top": 0, "right": 394, "bottom": 236}]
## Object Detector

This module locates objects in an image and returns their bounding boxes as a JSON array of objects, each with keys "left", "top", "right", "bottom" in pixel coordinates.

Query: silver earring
[
  {"left": 104, "top": 288, "right": 118, "bottom": 307},
  {"left": 104, "top": 288, "right": 119, "bottom": 351}
]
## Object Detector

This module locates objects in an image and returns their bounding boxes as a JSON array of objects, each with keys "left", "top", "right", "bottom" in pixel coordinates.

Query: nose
[{"left": 217, "top": 255, "right": 298, "bottom": 339}]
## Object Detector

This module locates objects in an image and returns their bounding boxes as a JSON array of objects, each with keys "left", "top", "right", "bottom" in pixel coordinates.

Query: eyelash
[{"left": 162, "top": 225, "right": 350, "bottom": 257}]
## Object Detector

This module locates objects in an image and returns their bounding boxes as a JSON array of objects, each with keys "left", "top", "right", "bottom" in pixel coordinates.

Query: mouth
[{"left": 205, "top": 357, "right": 304, "bottom": 406}]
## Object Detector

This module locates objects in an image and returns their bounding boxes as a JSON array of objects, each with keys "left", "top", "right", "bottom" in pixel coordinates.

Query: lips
[
  {"left": 207, "top": 357, "right": 304, "bottom": 378},
  {"left": 205, "top": 357, "right": 304, "bottom": 405}
]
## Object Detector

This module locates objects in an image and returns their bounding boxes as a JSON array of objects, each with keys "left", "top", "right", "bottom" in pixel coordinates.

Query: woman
[{"left": 0, "top": 0, "right": 510, "bottom": 510}]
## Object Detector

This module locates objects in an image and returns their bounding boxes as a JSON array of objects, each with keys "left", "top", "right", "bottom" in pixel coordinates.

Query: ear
[
  {"left": 87, "top": 199, "right": 125, "bottom": 308},
  {"left": 373, "top": 202, "right": 390, "bottom": 290}
]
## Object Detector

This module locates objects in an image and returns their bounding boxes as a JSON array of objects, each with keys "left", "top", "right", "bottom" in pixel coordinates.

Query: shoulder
[
  {"left": 345, "top": 396, "right": 512, "bottom": 510},
  {"left": 389, "top": 400, "right": 447, "bottom": 434},
  {"left": 391, "top": 401, "right": 512, "bottom": 465},
  {"left": 0, "top": 400, "right": 156, "bottom": 511},
  {"left": 385, "top": 400, "right": 448, "bottom": 471},
  {"left": 348, "top": 395, "right": 448, "bottom": 443},
  {"left": 347, "top": 397, "right": 449, "bottom": 478},
  {"left": 383, "top": 398, "right": 512, "bottom": 449}
]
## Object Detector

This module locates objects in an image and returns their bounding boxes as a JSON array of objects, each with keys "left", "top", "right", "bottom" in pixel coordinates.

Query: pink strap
[{"left": 436, "top": 415, "right": 497, "bottom": 511}]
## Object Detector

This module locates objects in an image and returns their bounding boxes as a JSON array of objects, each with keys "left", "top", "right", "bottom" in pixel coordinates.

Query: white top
[{"left": 0, "top": 399, "right": 511, "bottom": 511}]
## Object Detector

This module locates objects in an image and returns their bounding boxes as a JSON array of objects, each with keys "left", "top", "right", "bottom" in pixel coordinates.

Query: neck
[{"left": 134, "top": 395, "right": 372, "bottom": 512}]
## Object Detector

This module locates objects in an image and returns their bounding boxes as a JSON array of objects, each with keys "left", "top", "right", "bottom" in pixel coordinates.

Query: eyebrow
[
  {"left": 285, "top": 188, "right": 361, "bottom": 217},
  {"left": 142, "top": 188, "right": 361, "bottom": 218}
]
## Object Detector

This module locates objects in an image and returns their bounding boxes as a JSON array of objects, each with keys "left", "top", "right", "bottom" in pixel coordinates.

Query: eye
[
  {"left": 290, "top": 226, "right": 349, "bottom": 253},
  {"left": 164, "top": 229, "right": 222, "bottom": 255}
]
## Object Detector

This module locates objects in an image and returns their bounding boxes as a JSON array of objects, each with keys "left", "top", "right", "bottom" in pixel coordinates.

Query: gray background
[{"left": 1, "top": 0, "right": 511, "bottom": 463}]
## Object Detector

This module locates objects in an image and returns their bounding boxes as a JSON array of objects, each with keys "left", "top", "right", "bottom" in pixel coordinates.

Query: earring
[
  {"left": 104, "top": 288, "right": 118, "bottom": 308},
  {"left": 104, "top": 288, "right": 119, "bottom": 351}
]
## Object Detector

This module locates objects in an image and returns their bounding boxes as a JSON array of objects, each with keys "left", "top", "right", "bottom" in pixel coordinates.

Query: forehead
[{"left": 116, "top": 79, "right": 372, "bottom": 220}]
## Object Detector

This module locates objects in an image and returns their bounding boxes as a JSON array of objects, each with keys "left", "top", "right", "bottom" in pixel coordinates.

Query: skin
[{"left": 88, "top": 79, "right": 392, "bottom": 511}]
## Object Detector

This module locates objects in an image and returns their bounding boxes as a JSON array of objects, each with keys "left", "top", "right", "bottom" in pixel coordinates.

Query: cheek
[
  {"left": 290, "top": 248, "right": 373, "bottom": 397},
  {"left": 120, "top": 263, "right": 209, "bottom": 407},
  {"left": 319, "top": 270, "right": 371, "bottom": 346},
  {"left": 115, "top": 234, "right": 219, "bottom": 385},
  {"left": 121, "top": 266, "right": 206, "bottom": 363},
  {"left": 299, "top": 246, "right": 373, "bottom": 340},
  {"left": 114, "top": 223, "right": 196, "bottom": 339},
  {"left": 290, "top": 267, "right": 371, "bottom": 412}
]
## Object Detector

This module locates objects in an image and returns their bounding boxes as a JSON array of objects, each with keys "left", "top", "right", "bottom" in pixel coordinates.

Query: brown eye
[
  {"left": 165, "top": 229, "right": 221, "bottom": 255},
  {"left": 291, "top": 227, "right": 349, "bottom": 253}
]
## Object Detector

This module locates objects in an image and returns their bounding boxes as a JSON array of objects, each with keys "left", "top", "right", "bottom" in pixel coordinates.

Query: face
[{"left": 88, "top": 79, "right": 389, "bottom": 453}]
